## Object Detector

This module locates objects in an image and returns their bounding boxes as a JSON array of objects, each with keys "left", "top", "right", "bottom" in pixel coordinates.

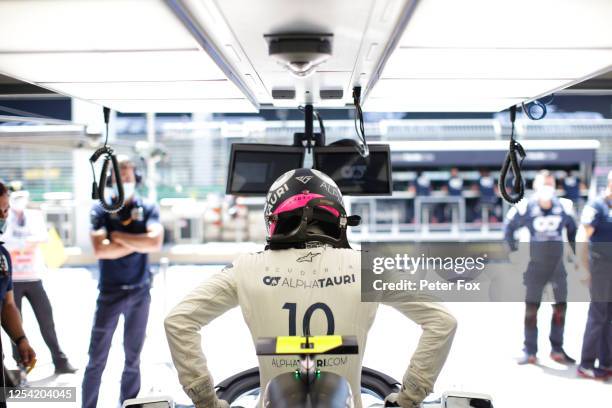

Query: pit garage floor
[{"left": 3, "top": 263, "right": 610, "bottom": 407}]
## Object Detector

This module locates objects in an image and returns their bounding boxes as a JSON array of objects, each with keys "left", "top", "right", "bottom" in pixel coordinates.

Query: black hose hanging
[
  {"left": 89, "top": 107, "right": 124, "bottom": 213},
  {"left": 498, "top": 105, "right": 526, "bottom": 204},
  {"left": 352, "top": 87, "right": 369, "bottom": 158}
]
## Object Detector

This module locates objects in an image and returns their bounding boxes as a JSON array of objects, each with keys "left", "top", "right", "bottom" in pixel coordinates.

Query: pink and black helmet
[{"left": 264, "top": 168, "right": 359, "bottom": 248}]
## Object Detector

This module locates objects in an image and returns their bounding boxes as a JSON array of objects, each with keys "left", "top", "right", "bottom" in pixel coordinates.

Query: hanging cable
[
  {"left": 313, "top": 110, "right": 326, "bottom": 140},
  {"left": 352, "top": 87, "right": 369, "bottom": 158},
  {"left": 89, "top": 107, "right": 124, "bottom": 213},
  {"left": 298, "top": 105, "right": 326, "bottom": 141},
  {"left": 498, "top": 105, "right": 526, "bottom": 204}
]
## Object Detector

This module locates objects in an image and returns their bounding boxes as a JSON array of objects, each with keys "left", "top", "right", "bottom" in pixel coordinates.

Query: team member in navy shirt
[
  {"left": 0, "top": 182, "right": 36, "bottom": 407},
  {"left": 447, "top": 167, "right": 464, "bottom": 197},
  {"left": 577, "top": 171, "right": 612, "bottom": 379},
  {"left": 505, "top": 170, "right": 577, "bottom": 365},
  {"left": 81, "top": 158, "right": 163, "bottom": 408},
  {"left": 562, "top": 171, "right": 581, "bottom": 206},
  {"left": 478, "top": 170, "right": 499, "bottom": 222}
]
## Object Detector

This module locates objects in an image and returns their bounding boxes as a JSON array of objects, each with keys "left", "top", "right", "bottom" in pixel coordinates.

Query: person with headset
[
  {"left": 82, "top": 156, "right": 163, "bottom": 408},
  {"left": 0, "top": 182, "right": 36, "bottom": 407},
  {"left": 504, "top": 170, "right": 577, "bottom": 365},
  {"left": 165, "top": 168, "right": 457, "bottom": 408}
]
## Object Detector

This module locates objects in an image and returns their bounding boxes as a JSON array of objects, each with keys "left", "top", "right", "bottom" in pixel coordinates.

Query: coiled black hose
[
  {"left": 498, "top": 105, "right": 526, "bottom": 204},
  {"left": 89, "top": 107, "right": 124, "bottom": 213}
]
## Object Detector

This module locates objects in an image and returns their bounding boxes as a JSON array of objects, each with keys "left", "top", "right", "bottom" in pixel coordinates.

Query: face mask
[
  {"left": 122, "top": 182, "right": 136, "bottom": 199},
  {"left": 0, "top": 218, "right": 6, "bottom": 235},
  {"left": 536, "top": 185, "right": 555, "bottom": 201}
]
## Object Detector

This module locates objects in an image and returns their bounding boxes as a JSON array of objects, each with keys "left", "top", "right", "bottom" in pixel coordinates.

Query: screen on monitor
[
  {"left": 313, "top": 144, "right": 392, "bottom": 195},
  {"left": 226, "top": 144, "right": 305, "bottom": 195}
]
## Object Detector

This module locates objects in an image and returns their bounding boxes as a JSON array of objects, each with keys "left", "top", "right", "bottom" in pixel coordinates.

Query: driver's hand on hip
[{"left": 385, "top": 392, "right": 421, "bottom": 408}]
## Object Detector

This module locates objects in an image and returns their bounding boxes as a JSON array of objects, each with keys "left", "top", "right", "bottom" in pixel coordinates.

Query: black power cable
[
  {"left": 89, "top": 107, "right": 124, "bottom": 213},
  {"left": 313, "top": 110, "right": 326, "bottom": 140},
  {"left": 498, "top": 105, "right": 526, "bottom": 204},
  {"left": 352, "top": 87, "right": 369, "bottom": 158},
  {"left": 297, "top": 105, "right": 326, "bottom": 150}
]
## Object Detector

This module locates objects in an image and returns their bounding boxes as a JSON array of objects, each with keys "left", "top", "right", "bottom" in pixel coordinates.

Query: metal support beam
[
  {"left": 361, "top": 0, "right": 420, "bottom": 102},
  {"left": 164, "top": 0, "right": 260, "bottom": 111}
]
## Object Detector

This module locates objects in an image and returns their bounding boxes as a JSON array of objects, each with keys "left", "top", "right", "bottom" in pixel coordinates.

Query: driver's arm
[
  {"left": 383, "top": 301, "right": 457, "bottom": 406},
  {"left": 164, "top": 265, "right": 238, "bottom": 408}
]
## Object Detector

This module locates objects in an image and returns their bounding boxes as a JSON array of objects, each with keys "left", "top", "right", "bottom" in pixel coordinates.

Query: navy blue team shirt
[
  {"left": 563, "top": 176, "right": 580, "bottom": 201},
  {"left": 581, "top": 196, "right": 612, "bottom": 262},
  {"left": 0, "top": 242, "right": 13, "bottom": 305},
  {"left": 504, "top": 196, "right": 577, "bottom": 259},
  {"left": 581, "top": 197, "right": 612, "bottom": 243},
  {"left": 90, "top": 197, "right": 160, "bottom": 291}
]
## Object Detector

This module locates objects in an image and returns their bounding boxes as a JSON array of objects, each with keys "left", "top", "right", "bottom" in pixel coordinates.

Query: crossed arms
[{"left": 90, "top": 224, "right": 164, "bottom": 260}]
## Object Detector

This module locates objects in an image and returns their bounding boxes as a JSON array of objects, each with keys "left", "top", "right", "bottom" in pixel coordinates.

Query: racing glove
[
  {"left": 385, "top": 392, "right": 420, "bottom": 408},
  {"left": 185, "top": 377, "right": 229, "bottom": 408},
  {"left": 195, "top": 400, "right": 228, "bottom": 408}
]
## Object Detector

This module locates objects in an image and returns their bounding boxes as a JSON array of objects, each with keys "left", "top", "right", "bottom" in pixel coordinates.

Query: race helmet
[{"left": 264, "top": 168, "right": 360, "bottom": 248}]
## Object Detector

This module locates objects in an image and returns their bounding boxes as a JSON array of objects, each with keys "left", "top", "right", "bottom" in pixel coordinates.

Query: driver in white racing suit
[{"left": 165, "top": 168, "right": 457, "bottom": 408}]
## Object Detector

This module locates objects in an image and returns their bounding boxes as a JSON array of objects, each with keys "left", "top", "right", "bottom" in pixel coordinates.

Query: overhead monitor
[
  {"left": 313, "top": 144, "right": 392, "bottom": 196},
  {"left": 226, "top": 143, "right": 305, "bottom": 195}
]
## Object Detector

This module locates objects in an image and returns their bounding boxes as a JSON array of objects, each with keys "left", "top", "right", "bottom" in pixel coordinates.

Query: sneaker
[
  {"left": 550, "top": 350, "right": 576, "bottom": 364},
  {"left": 577, "top": 365, "right": 609, "bottom": 380},
  {"left": 517, "top": 352, "right": 537, "bottom": 365},
  {"left": 54, "top": 361, "right": 78, "bottom": 374},
  {"left": 600, "top": 365, "right": 612, "bottom": 376}
]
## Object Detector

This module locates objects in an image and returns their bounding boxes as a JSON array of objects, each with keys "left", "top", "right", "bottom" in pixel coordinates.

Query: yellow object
[
  {"left": 276, "top": 335, "right": 343, "bottom": 355},
  {"left": 26, "top": 357, "right": 37, "bottom": 374},
  {"left": 40, "top": 227, "right": 67, "bottom": 269}
]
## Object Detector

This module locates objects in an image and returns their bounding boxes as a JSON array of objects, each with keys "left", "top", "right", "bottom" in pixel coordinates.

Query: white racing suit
[{"left": 165, "top": 247, "right": 457, "bottom": 408}]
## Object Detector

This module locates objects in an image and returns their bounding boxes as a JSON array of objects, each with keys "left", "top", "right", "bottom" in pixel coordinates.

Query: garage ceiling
[{"left": 0, "top": 0, "right": 610, "bottom": 113}]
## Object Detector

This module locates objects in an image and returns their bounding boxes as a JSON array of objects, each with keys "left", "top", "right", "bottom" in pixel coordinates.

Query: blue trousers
[
  {"left": 523, "top": 260, "right": 567, "bottom": 355},
  {"left": 580, "top": 261, "right": 612, "bottom": 368},
  {"left": 81, "top": 286, "right": 151, "bottom": 408}
]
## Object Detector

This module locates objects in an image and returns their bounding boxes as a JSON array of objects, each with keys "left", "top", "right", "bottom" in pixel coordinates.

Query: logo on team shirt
[
  {"left": 532, "top": 215, "right": 562, "bottom": 232},
  {"left": 0, "top": 253, "right": 8, "bottom": 276},
  {"left": 296, "top": 252, "right": 321, "bottom": 263},
  {"left": 263, "top": 276, "right": 281, "bottom": 286},
  {"left": 295, "top": 176, "right": 313, "bottom": 184},
  {"left": 262, "top": 274, "right": 356, "bottom": 289}
]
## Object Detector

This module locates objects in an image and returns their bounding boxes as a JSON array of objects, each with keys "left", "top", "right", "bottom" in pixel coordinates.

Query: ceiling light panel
[
  {"left": 40, "top": 80, "right": 243, "bottom": 100},
  {"left": 0, "top": 51, "right": 227, "bottom": 83},
  {"left": 93, "top": 99, "right": 258, "bottom": 113},
  {"left": 383, "top": 48, "right": 612, "bottom": 79},
  {"left": 0, "top": 0, "right": 196, "bottom": 52},
  {"left": 369, "top": 78, "right": 570, "bottom": 99},
  {"left": 400, "top": 0, "right": 612, "bottom": 48},
  {"left": 364, "top": 97, "right": 523, "bottom": 112}
]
